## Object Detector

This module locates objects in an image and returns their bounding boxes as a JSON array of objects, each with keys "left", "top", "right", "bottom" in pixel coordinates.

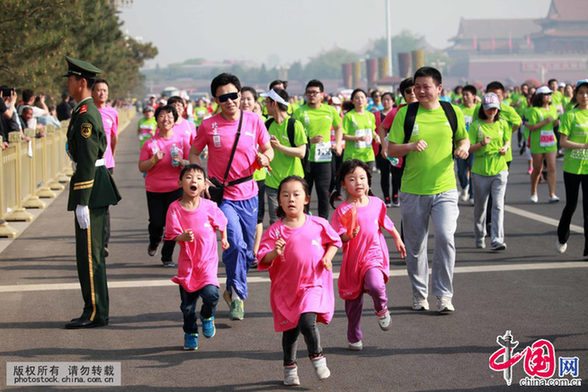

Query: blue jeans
[
  {"left": 220, "top": 197, "right": 258, "bottom": 299},
  {"left": 179, "top": 285, "right": 219, "bottom": 334},
  {"left": 456, "top": 155, "right": 474, "bottom": 198}
]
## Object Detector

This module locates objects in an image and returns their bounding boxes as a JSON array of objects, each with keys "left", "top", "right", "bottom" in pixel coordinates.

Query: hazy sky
[{"left": 118, "top": 0, "right": 551, "bottom": 68}]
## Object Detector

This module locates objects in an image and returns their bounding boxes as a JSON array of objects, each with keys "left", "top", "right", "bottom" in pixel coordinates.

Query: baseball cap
[
  {"left": 558, "top": 82, "right": 566, "bottom": 88},
  {"left": 331, "top": 96, "right": 342, "bottom": 105},
  {"left": 536, "top": 86, "right": 553, "bottom": 95},
  {"left": 143, "top": 106, "right": 154, "bottom": 113},
  {"left": 576, "top": 79, "right": 588, "bottom": 89},
  {"left": 482, "top": 92, "right": 501, "bottom": 110}
]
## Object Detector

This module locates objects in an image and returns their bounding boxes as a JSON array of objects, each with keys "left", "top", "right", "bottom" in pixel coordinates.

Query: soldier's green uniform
[{"left": 64, "top": 57, "right": 121, "bottom": 328}]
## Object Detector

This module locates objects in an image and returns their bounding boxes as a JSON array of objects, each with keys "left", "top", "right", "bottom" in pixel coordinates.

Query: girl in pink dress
[
  {"left": 164, "top": 164, "right": 229, "bottom": 351},
  {"left": 331, "top": 159, "right": 405, "bottom": 351},
  {"left": 257, "top": 176, "right": 341, "bottom": 386}
]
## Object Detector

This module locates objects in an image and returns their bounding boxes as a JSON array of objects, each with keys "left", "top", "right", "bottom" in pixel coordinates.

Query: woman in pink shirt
[
  {"left": 331, "top": 160, "right": 405, "bottom": 351},
  {"left": 257, "top": 176, "right": 341, "bottom": 386},
  {"left": 139, "top": 105, "right": 191, "bottom": 267}
]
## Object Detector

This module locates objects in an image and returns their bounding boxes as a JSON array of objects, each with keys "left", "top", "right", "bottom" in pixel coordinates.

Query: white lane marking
[
  {"left": 0, "top": 262, "right": 586, "bottom": 293},
  {"left": 505, "top": 205, "right": 584, "bottom": 234}
]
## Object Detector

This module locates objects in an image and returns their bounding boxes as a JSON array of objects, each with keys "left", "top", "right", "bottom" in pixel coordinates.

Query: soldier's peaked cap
[{"left": 62, "top": 56, "right": 102, "bottom": 79}]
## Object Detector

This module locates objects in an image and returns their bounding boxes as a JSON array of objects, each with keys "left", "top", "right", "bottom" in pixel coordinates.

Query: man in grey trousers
[{"left": 387, "top": 67, "right": 470, "bottom": 314}]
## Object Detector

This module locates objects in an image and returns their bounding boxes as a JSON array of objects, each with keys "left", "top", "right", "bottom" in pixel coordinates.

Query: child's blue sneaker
[
  {"left": 201, "top": 316, "right": 216, "bottom": 338},
  {"left": 183, "top": 333, "right": 198, "bottom": 350}
]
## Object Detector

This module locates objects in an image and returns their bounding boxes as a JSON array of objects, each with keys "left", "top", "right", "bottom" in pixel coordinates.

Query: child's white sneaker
[
  {"left": 348, "top": 340, "right": 363, "bottom": 351},
  {"left": 376, "top": 308, "right": 391, "bottom": 331},
  {"left": 283, "top": 365, "right": 300, "bottom": 386},
  {"left": 311, "top": 356, "right": 330, "bottom": 380}
]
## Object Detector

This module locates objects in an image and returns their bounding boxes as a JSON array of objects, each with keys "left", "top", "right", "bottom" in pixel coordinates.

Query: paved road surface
[{"left": 1, "top": 117, "right": 586, "bottom": 391}]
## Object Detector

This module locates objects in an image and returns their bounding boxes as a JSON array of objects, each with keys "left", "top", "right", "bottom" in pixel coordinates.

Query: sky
[{"left": 118, "top": 0, "right": 552, "bottom": 68}]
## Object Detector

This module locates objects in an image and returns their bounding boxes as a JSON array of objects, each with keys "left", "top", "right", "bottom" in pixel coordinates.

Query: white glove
[{"left": 75, "top": 205, "right": 90, "bottom": 229}]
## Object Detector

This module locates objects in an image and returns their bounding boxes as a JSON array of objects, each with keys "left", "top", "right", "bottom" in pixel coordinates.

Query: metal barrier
[{"left": 0, "top": 109, "right": 135, "bottom": 238}]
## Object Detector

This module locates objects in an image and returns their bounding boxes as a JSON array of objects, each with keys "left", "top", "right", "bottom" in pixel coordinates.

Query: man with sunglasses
[
  {"left": 293, "top": 79, "right": 342, "bottom": 220},
  {"left": 189, "top": 73, "right": 273, "bottom": 321}
]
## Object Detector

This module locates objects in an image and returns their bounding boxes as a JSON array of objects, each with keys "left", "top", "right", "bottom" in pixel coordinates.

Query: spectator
[{"left": 56, "top": 92, "right": 74, "bottom": 121}]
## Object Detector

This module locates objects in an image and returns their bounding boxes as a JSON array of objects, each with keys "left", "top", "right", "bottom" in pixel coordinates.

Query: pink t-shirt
[
  {"left": 164, "top": 199, "right": 228, "bottom": 292},
  {"left": 97, "top": 106, "right": 119, "bottom": 169},
  {"left": 173, "top": 118, "right": 197, "bottom": 146},
  {"left": 381, "top": 106, "right": 401, "bottom": 132},
  {"left": 331, "top": 196, "right": 394, "bottom": 300},
  {"left": 139, "top": 132, "right": 191, "bottom": 193},
  {"left": 192, "top": 111, "right": 270, "bottom": 201},
  {"left": 257, "top": 216, "right": 342, "bottom": 332}
]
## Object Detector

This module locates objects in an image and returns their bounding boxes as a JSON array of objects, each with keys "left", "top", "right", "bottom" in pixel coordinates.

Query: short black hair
[
  {"left": 211, "top": 73, "right": 241, "bottom": 97},
  {"left": 330, "top": 159, "right": 373, "bottom": 208},
  {"left": 167, "top": 96, "right": 184, "bottom": 106},
  {"left": 462, "top": 84, "right": 477, "bottom": 95},
  {"left": 399, "top": 78, "right": 414, "bottom": 96},
  {"left": 548, "top": 78, "right": 558, "bottom": 85},
  {"left": 269, "top": 80, "right": 288, "bottom": 90},
  {"left": 381, "top": 92, "right": 394, "bottom": 101},
  {"left": 305, "top": 79, "right": 324, "bottom": 93},
  {"left": 240, "top": 86, "right": 258, "bottom": 100},
  {"left": 351, "top": 88, "right": 367, "bottom": 100},
  {"left": 179, "top": 163, "right": 206, "bottom": 180},
  {"left": 486, "top": 81, "right": 505, "bottom": 93},
  {"left": 92, "top": 78, "right": 109, "bottom": 88},
  {"left": 154, "top": 104, "right": 178, "bottom": 122},
  {"left": 453, "top": 85, "right": 463, "bottom": 94},
  {"left": 414, "top": 67, "right": 442, "bottom": 86},
  {"left": 22, "top": 89, "right": 34, "bottom": 103}
]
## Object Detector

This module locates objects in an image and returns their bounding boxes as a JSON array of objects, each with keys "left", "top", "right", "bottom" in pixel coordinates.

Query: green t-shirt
[
  {"left": 137, "top": 117, "right": 157, "bottom": 148},
  {"left": 551, "top": 90, "right": 563, "bottom": 113},
  {"left": 342, "top": 109, "right": 376, "bottom": 163},
  {"left": 293, "top": 103, "right": 341, "bottom": 163},
  {"left": 265, "top": 116, "right": 308, "bottom": 189},
  {"left": 459, "top": 104, "right": 476, "bottom": 130},
  {"left": 559, "top": 108, "right": 588, "bottom": 174},
  {"left": 474, "top": 102, "right": 521, "bottom": 162},
  {"left": 388, "top": 103, "right": 468, "bottom": 195},
  {"left": 253, "top": 113, "right": 268, "bottom": 181},
  {"left": 469, "top": 118, "right": 511, "bottom": 176},
  {"left": 511, "top": 93, "right": 529, "bottom": 117},
  {"left": 527, "top": 106, "right": 559, "bottom": 154},
  {"left": 194, "top": 105, "right": 208, "bottom": 126}
]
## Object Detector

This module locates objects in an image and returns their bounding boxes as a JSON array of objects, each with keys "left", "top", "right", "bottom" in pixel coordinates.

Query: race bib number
[
  {"left": 314, "top": 141, "right": 332, "bottom": 162},
  {"left": 354, "top": 128, "right": 372, "bottom": 149},
  {"left": 539, "top": 129, "right": 556, "bottom": 147},
  {"left": 464, "top": 116, "right": 473, "bottom": 130},
  {"left": 213, "top": 135, "right": 221, "bottom": 148}
]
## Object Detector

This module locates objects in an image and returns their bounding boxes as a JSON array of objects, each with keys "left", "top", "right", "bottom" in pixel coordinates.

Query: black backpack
[
  {"left": 265, "top": 117, "right": 310, "bottom": 171},
  {"left": 401, "top": 101, "right": 458, "bottom": 169}
]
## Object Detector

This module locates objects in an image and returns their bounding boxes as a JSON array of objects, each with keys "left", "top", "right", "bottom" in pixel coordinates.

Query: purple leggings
[{"left": 345, "top": 267, "right": 388, "bottom": 343}]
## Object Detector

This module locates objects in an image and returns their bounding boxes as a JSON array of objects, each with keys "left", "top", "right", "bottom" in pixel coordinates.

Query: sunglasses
[{"left": 218, "top": 92, "right": 239, "bottom": 102}]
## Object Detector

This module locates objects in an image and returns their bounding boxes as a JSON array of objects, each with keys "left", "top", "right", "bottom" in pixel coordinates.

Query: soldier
[{"left": 63, "top": 56, "right": 121, "bottom": 329}]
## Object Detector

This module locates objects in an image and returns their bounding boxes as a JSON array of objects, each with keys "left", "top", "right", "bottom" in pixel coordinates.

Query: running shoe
[
  {"left": 201, "top": 316, "right": 216, "bottom": 338},
  {"left": 384, "top": 197, "right": 392, "bottom": 208},
  {"left": 162, "top": 260, "right": 176, "bottom": 268},
  {"left": 376, "top": 308, "right": 391, "bottom": 331},
  {"left": 147, "top": 243, "right": 157, "bottom": 257},
  {"left": 283, "top": 365, "right": 300, "bottom": 386},
  {"left": 556, "top": 241, "right": 567, "bottom": 254},
  {"left": 183, "top": 333, "right": 198, "bottom": 350},
  {"left": 412, "top": 296, "right": 429, "bottom": 311},
  {"left": 437, "top": 296, "right": 455, "bottom": 314},
  {"left": 230, "top": 299, "right": 244, "bottom": 320},
  {"left": 527, "top": 167, "right": 533, "bottom": 175},
  {"left": 491, "top": 243, "right": 507, "bottom": 251},
  {"left": 548, "top": 195, "right": 560, "bottom": 203},
  {"left": 348, "top": 340, "right": 363, "bottom": 351},
  {"left": 476, "top": 240, "right": 486, "bottom": 249},
  {"left": 530, "top": 194, "right": 538, "bottom": 203},
  {"left": 311, "top": 356, "right": 330, "bottom": 380}
]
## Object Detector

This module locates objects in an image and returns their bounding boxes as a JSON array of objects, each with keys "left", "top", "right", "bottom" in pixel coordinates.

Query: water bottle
[{"left": 171, "top": 143, "right": 180, "bottom": 167}]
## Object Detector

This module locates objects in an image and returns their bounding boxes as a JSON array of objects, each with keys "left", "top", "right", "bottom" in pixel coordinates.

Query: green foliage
[
  {"left": 303, "top": 48, "right": 360, "bottom": 80},
  {"left": 366, "top": 30, "right": 427, "bottom": 75},
  {"left": 0, "top": 0, "right": 157, "bottom": 99}
]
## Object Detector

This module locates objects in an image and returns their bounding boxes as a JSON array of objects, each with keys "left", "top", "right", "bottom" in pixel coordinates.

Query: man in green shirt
[
  {"left": 388, "top": 67, "right": 469, "bottom": 314},
  {"left": 293, "top": 80, "right": 342, "bottom": 219},
  {"left": 457, "top": 84, "right": 478, "bottom": 202}
]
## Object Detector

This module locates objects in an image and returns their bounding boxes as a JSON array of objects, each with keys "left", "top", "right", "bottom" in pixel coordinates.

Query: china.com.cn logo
[{"left": 488, "top": 330, "right": 581, "bottom": 387}]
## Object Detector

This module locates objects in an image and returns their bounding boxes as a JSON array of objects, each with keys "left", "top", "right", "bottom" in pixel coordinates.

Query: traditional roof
[
  {"left": 545, "top": 0, "right": 588, "bottom": 22},
  {"left": 450, "top": 18, "right": 542, "bottom": 41}
]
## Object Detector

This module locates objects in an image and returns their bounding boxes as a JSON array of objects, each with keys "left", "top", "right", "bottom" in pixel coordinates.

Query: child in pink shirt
[
  {"left": 330, "top": 159, "right": 405, "bottom": 351},
  {"left": 164, "top": 164, "right": 229, "bottom": 351},
  {"left": 257, "top": 176, "right": 341, "bottom": 386}
]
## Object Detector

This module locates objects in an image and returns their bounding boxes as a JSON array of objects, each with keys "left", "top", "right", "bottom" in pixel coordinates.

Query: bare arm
[
  {"left": 189, "top": 144, "right": 203, "bottom": 165},
  {"left": 560, "top": 134, "right": 588, "bottom": 150}
]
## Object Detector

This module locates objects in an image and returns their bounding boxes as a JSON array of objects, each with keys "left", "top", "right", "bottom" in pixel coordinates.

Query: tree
[
  {"left": 303, "top": 48, "right": 360, "bottom": 80},
  {"left": 366, "top": 30, "right": 427, "bottom": 76}
]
